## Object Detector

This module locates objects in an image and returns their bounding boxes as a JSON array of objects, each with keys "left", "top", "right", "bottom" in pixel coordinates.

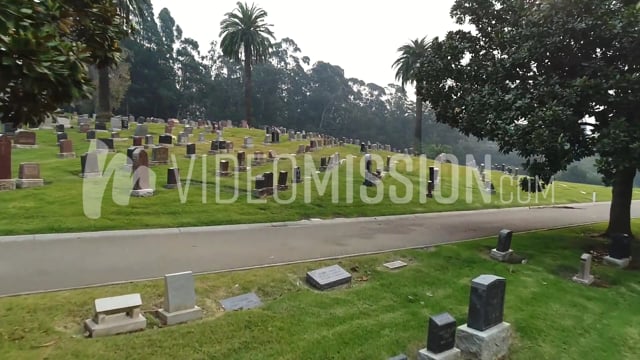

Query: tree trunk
[
  {"left": 414, "top": 94, "right": 423, "bottom": 155},
  {"left": 96, "top": 65, "right": 111, "bottom": 125},
  {"left": 605, "top": 166, "right": 636, "bottom": 237},
  {"left": 243, "top": 43, "right": 254, "bottom": 127}
]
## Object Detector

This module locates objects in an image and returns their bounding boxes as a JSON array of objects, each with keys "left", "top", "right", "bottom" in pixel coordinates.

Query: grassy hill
[{"left": 0, "top": 122, "right": 637, "bottom": 235}]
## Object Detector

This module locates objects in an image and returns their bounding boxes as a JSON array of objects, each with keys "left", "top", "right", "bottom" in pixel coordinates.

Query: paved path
[{"left": 1, "top": 201, "right": 639, "bottom": 297}]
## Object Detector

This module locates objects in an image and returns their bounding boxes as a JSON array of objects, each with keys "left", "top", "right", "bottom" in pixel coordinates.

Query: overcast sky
[{"left": 151, "top": 0, "right": 461, "bottom": 88}]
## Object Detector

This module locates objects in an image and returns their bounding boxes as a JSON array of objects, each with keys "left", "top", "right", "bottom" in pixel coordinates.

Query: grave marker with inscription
[
  {"left": 418, "top": 312, "right": 460, "bottom": 360},
  {"left": 220, "top": 292, "right": 263, "bottom": 311},
  {"left": 157, "top": 271, "right": 203, "bottom": 326},
  {"left": 306, "top": 265, "right": 352, "bottom": 290}
]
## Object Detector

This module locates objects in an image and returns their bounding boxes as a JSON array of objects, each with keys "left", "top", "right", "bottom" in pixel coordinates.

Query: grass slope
[
  {"left": 0, "top": 124, "right": 637, "bottom": 235},
  {"left": 1, "top": 222, "right": 639, "bottom": 359}
]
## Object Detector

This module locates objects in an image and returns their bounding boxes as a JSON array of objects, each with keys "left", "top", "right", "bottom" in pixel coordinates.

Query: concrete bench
[{"left": 84, "top": 293, "right": 146, "bottom": 337}]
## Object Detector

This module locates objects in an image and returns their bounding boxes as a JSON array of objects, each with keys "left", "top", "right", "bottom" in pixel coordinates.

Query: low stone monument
[
  {"left": 490, "top": 229, "right": 514, "bottom": 262},
  {"left": 603, "top": 233, "right": 632, "bottom": 268},
  {"left": 218, "top": 160, "right": 233, "bottom": 177},
  {"left": 383, "top": 260, "right": 407, "bottom": 270},
  {"left": 84, "top": 293, "right": 147, "bottom": 337},
  {"left": 456, "top": 275, "right": 511, "bottom": 360},
  {"left": 151, "top": 146, "right": 169, "bottom": 166},
  {"left": 306, "top": 265, "right": 352, "bottom": 290},
  {"left": 57, "top": 139, "right": 76, "bottom": 158},
  {"left": 185, "top": 143, "right": 196, "bottom": 158},
  {"left": 157, "top": 271, "right": 203, "bottom": 326},
  {"left": 418, "top": 312, "right": 461, "bottom": 360},
  {"left": 12, "top": 131, "right": 38, "bottom": 148},
  {"left": 0, "top": 136, "right": 16, "bottom": 190},
  {"left": 572, "top": 253, "right": 595, "bottom": 285},
  {"left": 220, "top": 292, "right": 263, "bottom": 311},
  {"left": 16, "top": 163, "right": 44, "bottom": 188}
]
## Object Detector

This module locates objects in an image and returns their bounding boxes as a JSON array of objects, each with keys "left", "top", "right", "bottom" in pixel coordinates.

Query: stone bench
[{"left": 84, "top": 293, "right": 147, "bottom": 337}]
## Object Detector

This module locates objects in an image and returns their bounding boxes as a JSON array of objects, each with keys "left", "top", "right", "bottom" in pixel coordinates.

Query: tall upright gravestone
[
  {"left": 456, "top": 275, "right": 511, "bottom": 360},
  {"left": 131, "top": 148, "right": 154, "bottom": 197},
  {"left": 0, "top": 136, "right": 16, "bottom": 190}
]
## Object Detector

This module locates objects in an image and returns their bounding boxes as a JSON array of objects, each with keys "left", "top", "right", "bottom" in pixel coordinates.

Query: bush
[{"left": 519, "top": 176, "right": 545, "bottom": 193}]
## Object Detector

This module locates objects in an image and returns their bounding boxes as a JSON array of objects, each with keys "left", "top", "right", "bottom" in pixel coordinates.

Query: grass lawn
[
  {"left": 1, "top": 221, "right": 640, "bottom": 359},
  {"left": 1, "top": 123, "right": 638, "bottom": 236}
]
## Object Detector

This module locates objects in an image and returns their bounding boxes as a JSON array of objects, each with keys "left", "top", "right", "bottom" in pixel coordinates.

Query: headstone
[
  {"left": 263, "top": 172, "right": 274, "bottom": 189},
  {"left": 134, "top": 124, "right": 148, "bottom": 137},
  {"left": 80, "top": 152, "right": 101, "bottom": 178},
  {"left": 159, "top": 134, "right": 173, "bottom": 146},
  {"left": 185, "top": 143, "right": 196, "bottom": 158},
  {"left": 144, "top": 134, "right": 154, "bottom": 147},
  {"left": 121, "top": 118, "right": 129, "bottom": 130},
  {"left": 79, "top": 123, "right": 91, "bottom": 133},
  {"left": 306, "top": 265, "right": 352, "bottom": 290},
  {"left": 110, "top": 117, "right": 121, "bottom": 131},
  {"left": 572, "top": 253, "right": 595, "bottom": 285},
  {"left": 132, "top": 136, "right": 143, "bottom": 147},
  {"left": 243, "top": 136, "right": 253, "bottom": 149},
  {"left": 604, "top": 233, "right": 632, "bottom": 268},
  {"left": 97, "top": 138, "right": 114, "bottom": 152},
  {"left": 218, "top": 160, "right": 232, "bottom": 176},
  {"left": 384, "top": 155, "right": 391, "bottom": 172},
  {"left": 83, "top": 293, "right": 146, "bottom": 337},
  {"left": 157, "top": 271, "right": 203, "bottom": 325},
  {"left": 57, "top": 139, "right": 76, "bottom": 158},
  {"left": 293, "top": 166, "right": 302, "bottom": 183},
  {"left": 389, "top": 355, "right": 408, "bottom": 360},
  {"left": 383, "top": 261, "right": 407, "bottom": 270},
  {"left": 55, "top": 124, "right": 65, "bottom": 133},
  {"left": 490, "top": 229, "right": 514, "bottom": 262},
  {"left": 177, "top": 132, "right": 188, "bottom": 145},
  {"left": 131, "top": 148, "right": 153, "bottom": 197},
  {"left": 151, "top": 146, "right": 169, "bottom": 165},
  {"left": 165, "top": 168, "right": 180, "bottom": 189},
  {"left": 12, "top": 131, "right": 37, "bottom": 148},
  {"left": 16, "top": 162, "right": 44, "bottom": 188},
  {"left": 418, "top": 312, "right": 460, "bottom": 360},
  {"left": 95, "top": 122, "right": 107, "bottom": 131},
  {"left": 456, "top": 275, "right": 511, "bottom": 360},
  {"left": 277, "top": 171, "right": 289, "bottom": 190},
  {"left": 56, "top": 132, "right": 68, "bottom": 144},
  {"left": 198, "top": 133, "right": 206, "bottom": 143},
  {"left": 86, "top": 130, "right": 96, "bottom": 141},
  {"left": 237, "top": 151, "right": 247, "bottom": 171},
  {"left": 0, "top": 136, "right": 16, "bottom": 190},
  {"left": 264, "top": 134, "right": 271, "bottom": 145},
  {"left": 220, "top": 292, "right": 263, "bottom": 311},
  {"left": 184, "top": 126, "right": 193, "bottom": 136}
]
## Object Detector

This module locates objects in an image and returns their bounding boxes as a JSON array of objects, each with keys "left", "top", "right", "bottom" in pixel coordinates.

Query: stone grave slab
[
  {"left": 306, "top": 264, "right": 352, "bottom": 290},
  {"left": 220, "top": 292, "right": 263, "bottom": 311},
  {"left": 383, "top": 260, "right": 407, "bottom": 270}
]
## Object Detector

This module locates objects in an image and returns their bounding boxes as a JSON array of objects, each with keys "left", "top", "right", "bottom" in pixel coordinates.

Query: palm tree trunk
[
  {"left": 243, "top": 43, "right": 254, "bottom": 126},
  {"left": 96, "top": 65, "right": 111, "bottom": 126},
  {"left": 414, "top": 94, "right": 423, "bottom": 155},
  {"left": 605, "top": 166, "right": 636, "bottom": 237}
]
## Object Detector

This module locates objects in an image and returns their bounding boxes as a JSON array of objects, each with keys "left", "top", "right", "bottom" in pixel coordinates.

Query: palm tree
[
  {"left": 393, "top": 37, "right": 431, "bottom": 155},
  {"left": 95, "top": 0, "right": 148, "bottom": 125},
  {"left": 220, "top": 2, "right": 275, "bottom": 126}
]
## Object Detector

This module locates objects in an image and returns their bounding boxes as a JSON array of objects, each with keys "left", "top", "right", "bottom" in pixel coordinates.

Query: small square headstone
[
  {"left": 427, "top": 312, "right": 457, "bottom": 354},
  {"left": 466, "top": 274, "right": 506, "bottom": 331},
  {"left": 306, "top": 265, "right": 352, "bottom": 290},
  {"left": 220, "top": 292, "right": 263, "bottom": 311}
]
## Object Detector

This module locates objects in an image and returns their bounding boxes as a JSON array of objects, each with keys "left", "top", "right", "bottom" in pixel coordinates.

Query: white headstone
[{"left": 164, "top": 271, "right": 197, "bottom": 313}]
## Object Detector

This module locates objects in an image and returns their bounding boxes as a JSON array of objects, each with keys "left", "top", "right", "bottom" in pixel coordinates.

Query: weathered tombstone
[
  {"left": 484, "top": 181, "right": 496, "bottom": 194},
  {"left": 198, "top": 133, "right": 206, "bottom": 143},
  {"left": 80, "top": 152, "right": 101, "bottom": 178},
  {"left": 132, "top": 136, "right": 143, "bottom": 147},
  {"left": 0, "top": 136, "right": 16, "bottom": 190},
  {"left": 144, "top": 134, "right": 154, "bottom": 147},
  {"left": 12, "top": 131, "right": 37, "bottom": 148},
  {"left": 604, "top": 233, "right": 632, "bottom": 268},
  {"left": 86, "top": 130, "right": 96, "bottom": 141},
  {"left": 306, "top": 265, "right": 352, "bottom": 290},
  {"left": 97, "top": 138, "right": 115, "bottom": 153},
  {"left": 121, "top": 118, "right": 129, "bottom": 130},
  {"left": 320, "top": 157, "right": 328, "bottom": 171},
  {"left": 83, "top": 293, "right": 146, "bottom": 337},
  {"left": 185, "top": 143, "right": 196, "bottom": 158},
  {"left": 263, "top": 171, "right": 274, "bottom": 189},
  {"left": 243, "top": 136, "right": 253, "bottom": 149},
  {"left": 293, "top": 166, "right": 302, "bottom": 183},
  {"left": 490, "top": 229, "right": 514, "bottom": 262},
  {"left": 157, "top": 271, "right": 203, "bottom": 325},
  {"left": 159, "top": 134, "right": 173, "bottom": 146},
  {"left": 296, "top": 144, "right": 306, "bottom": 154},
  {"left": 418, "top": 312, "right": 460, "bottom": 360},
  {"left": 268, "top": 150, "right": 277, "bottom": 162},
  {"left": 16, "top": 163, "right": 44, "bottom": 188},
  {"left": 134, "top": 124, "right": 148, "bottom": 137},
  {"left": 263, "top": 133, "right": 271, "bottom": 145},
  {"left": 56, "top": 132, "right": 68, "bottom": 144},
  {"left": 220, "top": 292, "right": 263, "bottom": 311},
  {"left": 277, "top": 171, "right": 289, "bottom": 190},
  {"left": 55, "top": 124, "right": 65, "bottom": 133},
  {"left": 184, "top": 126, "right": 193, "bottom": 136},
  {"left": 58, "top": 139, "right": 76, "bottom": 158},
  {"left": 165, "top": 168, "right": 180, "bottom": 189},
  {"left": 79, "top": 123, "right": 91, "bottom": 133},
  {"left": 218, "top": 160, "right": 232, "bottom": 176},
  {"left": 383, "top": 260, "right": 407, "bottom": 270},
  {"left": 110, "top": 117, "right": 121, "bottom": 131},
  {"left": 252, "top": 151, "right": 265, "bottom": 166},
  {"left": 151, "top": 146, "right": 169, "bottom": 165},
  {"left": 95, "top": 122, "right": 107, "bottom": 131},
  {"left": 456, "top": 275, "right": 511, "bottom": 360},
  {"left": 177, "top": 132, "right": 188, "bottom": 146},
  {"left": 131, "top": 148, "right": 153, "bottom": 197},
  {"left": 572, "top": 253, "right": 595, "bottom": 285},
  {"left": 237, "top": 151, "right": 247, "bottom": 172}
]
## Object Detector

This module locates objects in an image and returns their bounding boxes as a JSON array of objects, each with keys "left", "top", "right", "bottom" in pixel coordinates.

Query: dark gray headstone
[
  {"left": 609, "top": 233, "right": 632, "bottom": 259},
  {"left": 186, "top": 143, "right": 196, "bottom": 155},
  {"left": 467, "top": 275, "right": 506, "bottom": 331},
  {"left": 55, "top": 124, "right": 65, "bottom": 133},
  {"left": 220, "top": 292, "right": 263, "bottom": 311},
  {"left": 496, "top": 229, "right": 513, "bottom": 252},
  {"left": 306, "top": 265, "right": 352, "bottom": 290},
  {"left": 56, "top": 132, "right": 68, "bottom": 144},
  {"left": 159, "top": 134, "right": 172, "bottom": 145},
  {"left": 95, "top": 122, "right": 107, "bottom": 131},
  {"left": 427, "top": 312, "right": 457, "bottom": 354},
  {"left": 97, "top": 138, "right": 114, "bottom": 151},
  {"left": 86, "top": 130, "right": 96, "bottom": 140}
]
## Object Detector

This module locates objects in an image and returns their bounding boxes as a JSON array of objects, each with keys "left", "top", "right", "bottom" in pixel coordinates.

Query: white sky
[{"left": 151, "top": 0, "right": 460, "bottom": 88}]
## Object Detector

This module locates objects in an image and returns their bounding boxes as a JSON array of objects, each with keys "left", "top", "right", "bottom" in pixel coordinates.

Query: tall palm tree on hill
[{"left": 220, "top": 2, "right": 275, "bottom": 126}]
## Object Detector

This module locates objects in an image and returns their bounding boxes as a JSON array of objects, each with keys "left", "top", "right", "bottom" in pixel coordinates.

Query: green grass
[
  {"left": 1, "top": 123, "right": 637, "bottom": 235},
  {"left": 1, "top": 221, "right": 640, "bottom": 359}
]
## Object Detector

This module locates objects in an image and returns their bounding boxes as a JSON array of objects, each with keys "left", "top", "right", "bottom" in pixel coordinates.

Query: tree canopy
[{"left": 416, "top": 0, "right": 640, "bottom": 236}]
